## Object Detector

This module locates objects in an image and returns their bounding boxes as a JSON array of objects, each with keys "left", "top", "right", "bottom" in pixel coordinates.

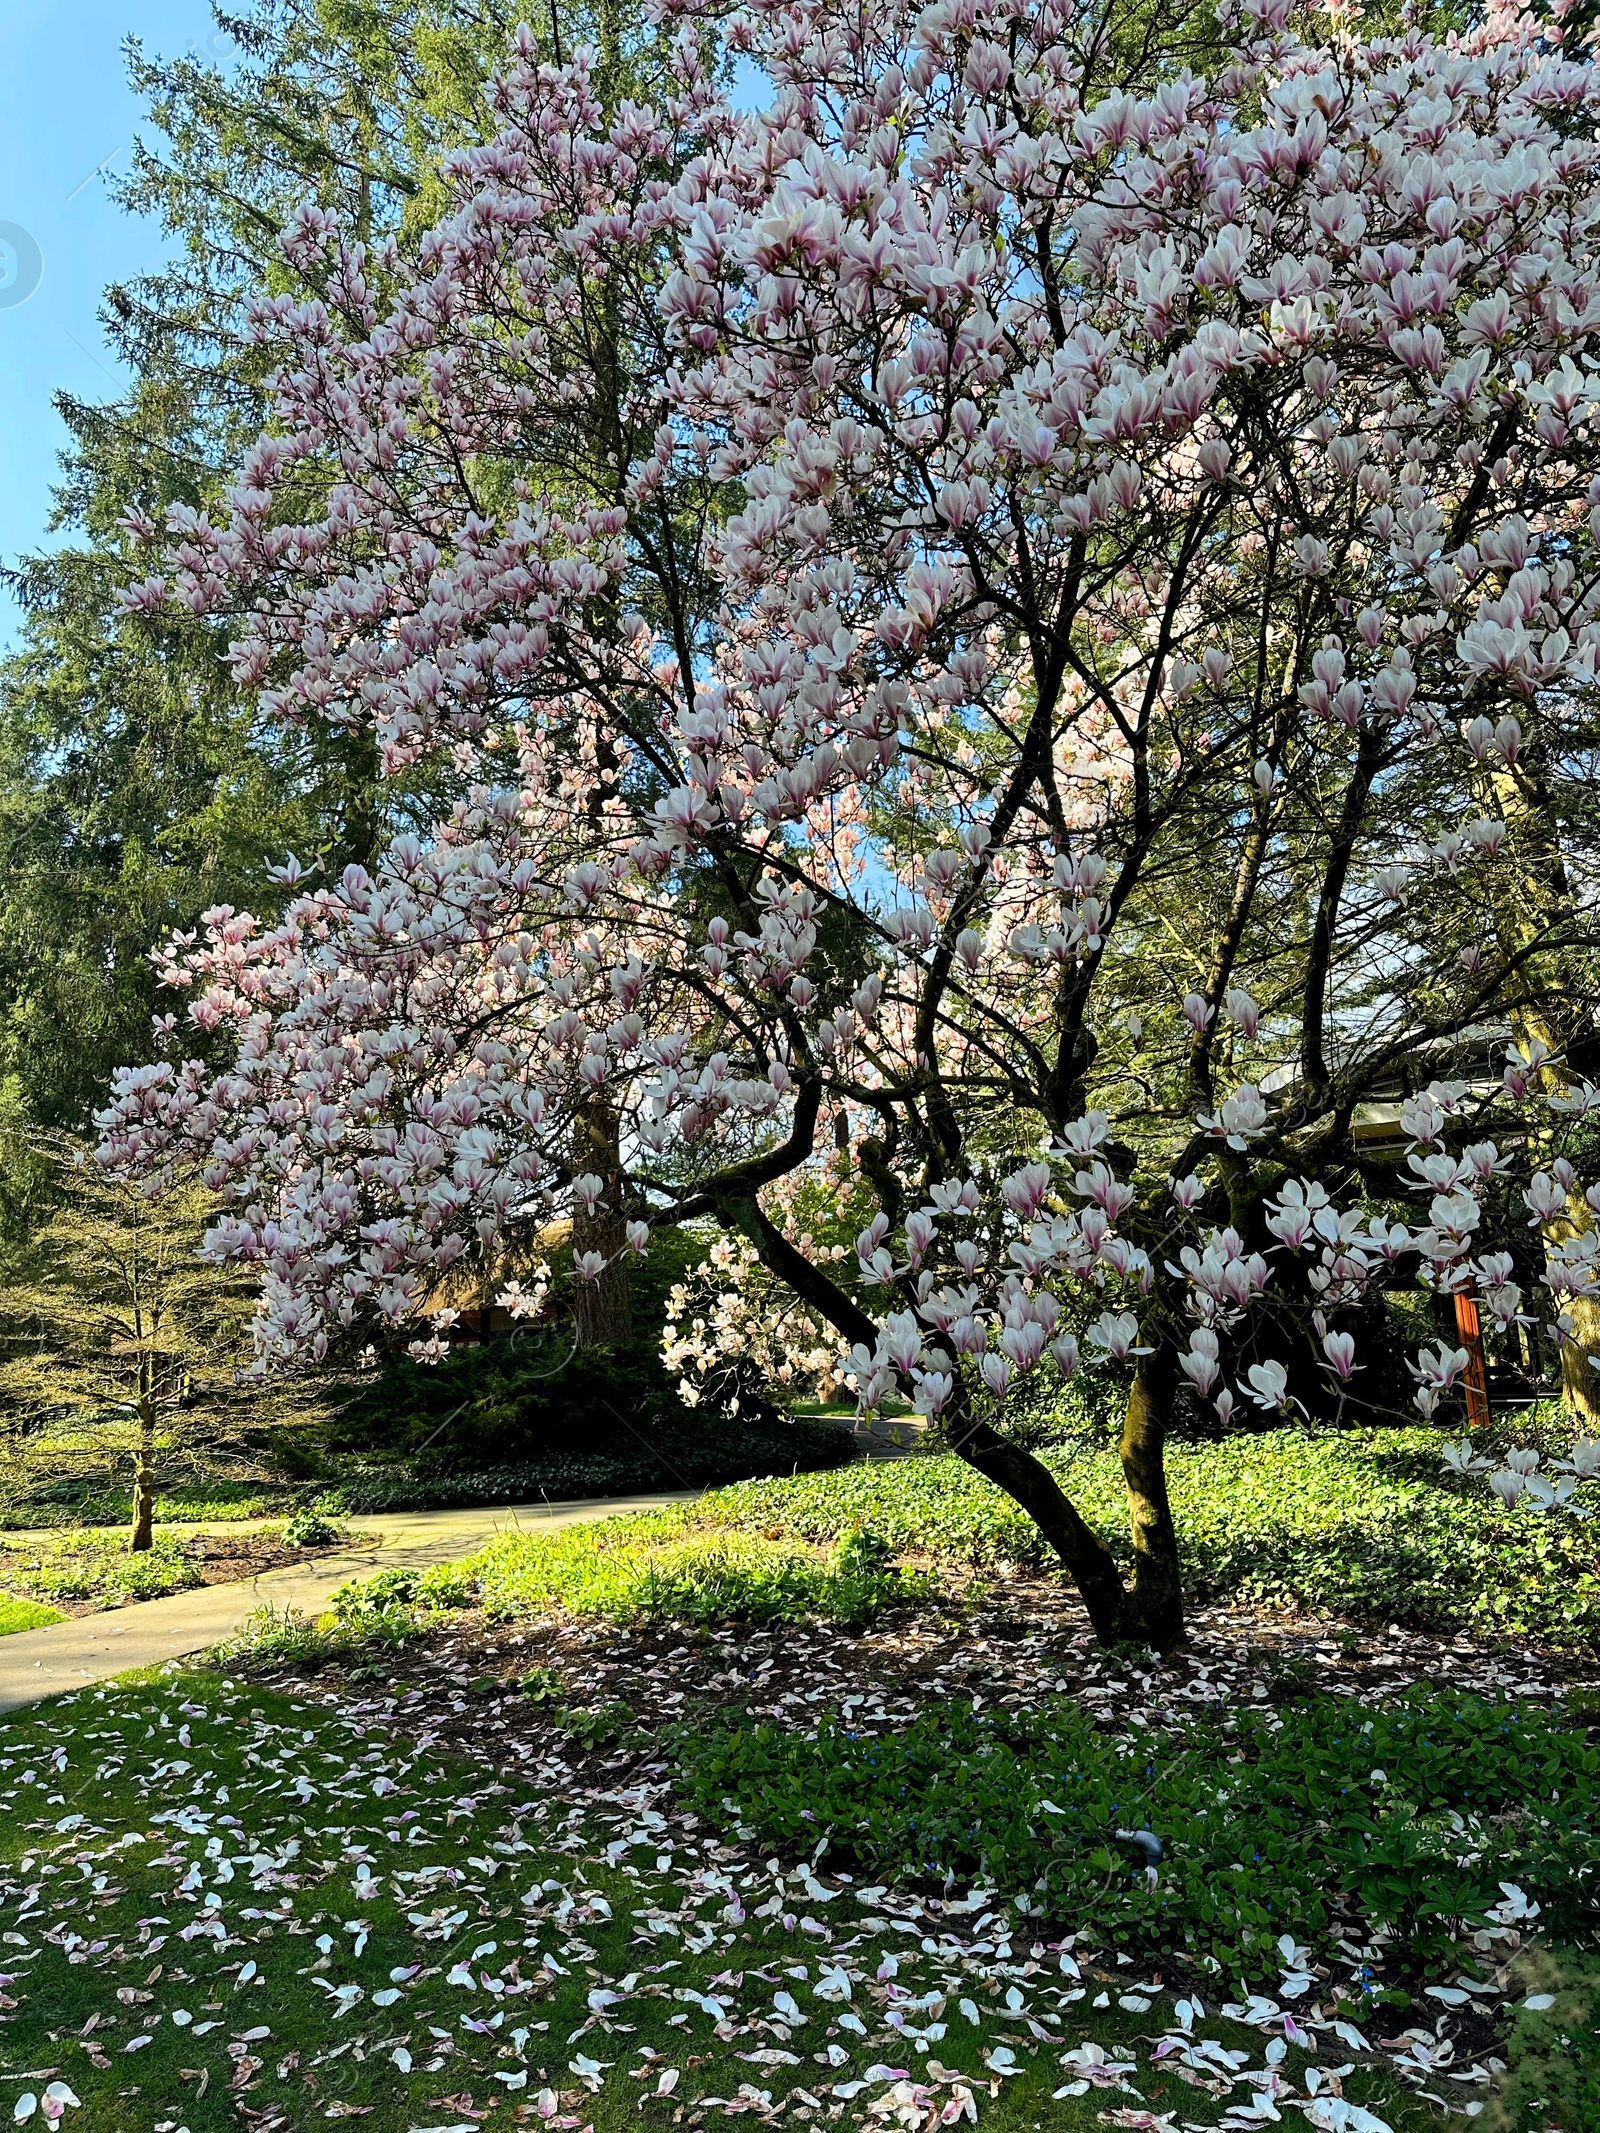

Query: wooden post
[{"left": 1454, "top": 1288, "right": 1491, "bottom": 1428}]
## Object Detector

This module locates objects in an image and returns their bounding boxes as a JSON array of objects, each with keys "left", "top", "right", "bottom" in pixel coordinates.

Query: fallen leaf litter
[{"left": 1, "top": 1564, "right": 1591, "bottom": 2132}]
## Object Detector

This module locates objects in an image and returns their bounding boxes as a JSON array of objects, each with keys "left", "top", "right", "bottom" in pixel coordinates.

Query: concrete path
[{"left": 0, "top": 1492, "right": 697, "bottom": 1715}]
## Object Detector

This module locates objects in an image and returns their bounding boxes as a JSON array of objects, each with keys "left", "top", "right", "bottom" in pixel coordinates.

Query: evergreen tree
[
  {"left": 0, "top": 1133, "right": 265, "bottom": 1549},
  {"left": 0, "top": 1, "right": 544, "bottom": 1138}
]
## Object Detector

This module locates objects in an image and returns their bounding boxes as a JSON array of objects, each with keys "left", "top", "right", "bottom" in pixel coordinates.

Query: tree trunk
[
  {"left": 1561, "top": 1294, "right": 1600, "bottom": 1426},
  {"left": 946, "top": 1402, "right": 1134, "bottom": 1642},
  {"left": 571, "top": 1096, "right": 633, "bottom": 1349},
  {"left": 947, "top": 1374, "right": 1186, "bottom": 1650},
  {"left": 339, "top": 720, "right": 384, "bottom": 875},
  {"left": 1486, "top": 758, "right": 1600, "bottom": 1427},
  {"left": 1506, "top": 1005, "right": 1600, "bottom": 1426},
  {"left": 130, "top": 1396, "right": 157, "bottom": 1554},
  {"left": 716, "top": 1177, "right": 1184, "bottom": 1648},
  {"left": 1117, "top": 1340, "right": 1184, "bottom": 1647}
]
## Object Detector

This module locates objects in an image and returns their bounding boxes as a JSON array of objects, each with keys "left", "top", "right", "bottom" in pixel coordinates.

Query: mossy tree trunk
[
  {"left": 1117, "top": 1338, "right": 1183, "bottom": 1647},
  {"left": 1560, "top": 1296, "right": 1600, "bottom": 1426}
]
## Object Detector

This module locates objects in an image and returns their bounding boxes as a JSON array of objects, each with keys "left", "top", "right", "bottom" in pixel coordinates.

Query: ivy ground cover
[{"left": 651, "top": 1428, "right": 1600, "bottom": 1648}]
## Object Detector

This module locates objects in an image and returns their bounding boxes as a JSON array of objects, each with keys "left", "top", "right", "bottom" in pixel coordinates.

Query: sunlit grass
[{"left": 469, "top": 1517, "right": 933, "bottom": 1627}]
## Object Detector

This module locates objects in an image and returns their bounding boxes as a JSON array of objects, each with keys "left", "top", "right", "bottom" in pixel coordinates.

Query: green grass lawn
[
  {"left": 0, "top": 1669, "right": 1452, "bottom": 2133},
  {"left": 0, "top": 1597, "right": 63, "bottom": 1636}
]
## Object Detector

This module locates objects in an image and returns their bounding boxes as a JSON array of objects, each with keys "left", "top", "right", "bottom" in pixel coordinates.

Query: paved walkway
[{"left": 0, "top": 1493, "right": 697, "bottom": 1715}]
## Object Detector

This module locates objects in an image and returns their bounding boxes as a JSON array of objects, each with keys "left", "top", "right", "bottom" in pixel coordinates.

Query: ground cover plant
[
  {"left": 454, "top": 1426, "right": 1600, "bottom": 1649},
  {"left": 0, "top": 1661, "right": 1495, "bottom": 2133},
  {"left": 0, "top": 1526, "right": 347, "bottom": 1629},
  {"left": 0, "top": 1400, "right": 858, "bottom": 1535},
  {"left": 0, "top": 1479, "right": 310, "bottom": 1535},
  {"left": 0, "top": 1532, "right": 206, "bottom": 1611},
  {"left": 675, "top": 1692, "right": 1600, "bottom": 1982},
  {"left": 81, "top": 1467, "right": 1582, "bottom": 2130},
  {"left": 469, "top": 1520, "right": 930, "bottom": 1631}
]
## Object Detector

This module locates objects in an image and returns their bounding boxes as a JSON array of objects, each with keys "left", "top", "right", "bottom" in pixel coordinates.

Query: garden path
[{"left": 0, "top": 1492, "right": 699, "bottom": 1713}]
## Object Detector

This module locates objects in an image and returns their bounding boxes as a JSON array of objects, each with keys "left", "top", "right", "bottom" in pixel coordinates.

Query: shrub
[
  {"left": 312, "top": 1406, "right": 856, "bottom": 1514},
  {"left": 672, "top": 1690, "right": 1600, "bottom": 1983},
  {"left": 996, "top": 1355, "right": 1132, "bottom": 1449},
  {"left": 323, "top": 1231, "right": 782, "bottom": 1472},
  {"left": 282, "top": 1507, "right": 340, "bottom": 1547},
  {"left": 323, "top": 1562, "right": 473, "bottom": 1643},
  {"left": 216, "top": 1559, "right": 479, "bottom": 1670},
  {"left": 825, "top": 1523, "right": 917, "bottom": 1627}
]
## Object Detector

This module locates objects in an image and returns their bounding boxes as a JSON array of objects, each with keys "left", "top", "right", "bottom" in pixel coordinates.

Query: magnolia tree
[{"left": 103, "top": 0, "right": 1600, "bottom": 1645}]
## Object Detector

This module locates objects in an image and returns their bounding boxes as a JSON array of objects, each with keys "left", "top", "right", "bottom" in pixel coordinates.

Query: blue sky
[{"left": 0, "top": 0, "right": 219, "bottom": 647}]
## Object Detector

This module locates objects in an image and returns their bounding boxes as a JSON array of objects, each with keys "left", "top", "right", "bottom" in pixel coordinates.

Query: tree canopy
[{"left": 91, "top": 0, "right": 1600, "bottom": 1642}]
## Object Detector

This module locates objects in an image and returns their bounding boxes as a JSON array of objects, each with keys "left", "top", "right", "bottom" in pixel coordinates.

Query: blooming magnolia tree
[
  {"left": 664, "top": 1161, "right": 866, "bottom": 1412},
  {"left": 103, "top": 0, "right": 1600, "bottom": 1645}
]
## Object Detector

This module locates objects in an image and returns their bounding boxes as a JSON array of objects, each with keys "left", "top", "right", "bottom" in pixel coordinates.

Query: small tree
[{"left": 0, "top": 1134, "right": 257, "bottom": 1548}]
